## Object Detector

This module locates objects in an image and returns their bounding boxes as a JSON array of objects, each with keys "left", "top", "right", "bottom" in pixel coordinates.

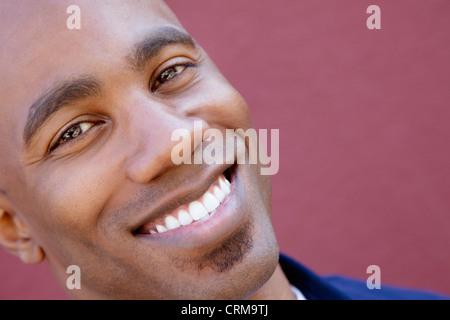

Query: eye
[
  {"left": 51, "top": 122, "right": 95, "bottom": 151},
  {"left": 153, "top": 63, "right": 193, "bottom": 91}
]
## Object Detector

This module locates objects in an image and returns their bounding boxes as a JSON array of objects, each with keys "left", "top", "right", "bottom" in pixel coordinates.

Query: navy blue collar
[{"left": 279, "top": 254, "right": 350, "bottom": 300}]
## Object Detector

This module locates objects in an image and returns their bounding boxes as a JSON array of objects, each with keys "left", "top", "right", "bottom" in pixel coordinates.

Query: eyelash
[
  {"left": 50, "top": 121, "right": 100, "bottom": 152},
  {"left": 152, "top": 62, "right": 195, "bottom": 91}
]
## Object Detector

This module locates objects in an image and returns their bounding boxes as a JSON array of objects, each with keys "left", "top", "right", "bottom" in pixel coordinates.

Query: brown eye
[
  {"left": 53, "top": 122, "right": 94, "bottom": 149},
  {"left": 153, "top": 64, "right": 190, "bottom": 90}
]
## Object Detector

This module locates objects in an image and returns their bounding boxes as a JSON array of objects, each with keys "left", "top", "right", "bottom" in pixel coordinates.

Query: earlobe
[
  {"left": 16, "top": 236, "right": 45, "bottom": 264},
  {"left": 0, "top": 209, "right": 45, "bottom": 264}
]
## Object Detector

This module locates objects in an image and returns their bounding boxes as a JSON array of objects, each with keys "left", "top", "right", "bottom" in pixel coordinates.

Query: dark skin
[{"left": 0, "top": 0, "right": 295, "bottom": 299}]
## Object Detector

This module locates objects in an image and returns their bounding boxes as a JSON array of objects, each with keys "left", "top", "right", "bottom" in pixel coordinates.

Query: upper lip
[{"left": 131, "top": 162, "right": 234, "bottom": 234}]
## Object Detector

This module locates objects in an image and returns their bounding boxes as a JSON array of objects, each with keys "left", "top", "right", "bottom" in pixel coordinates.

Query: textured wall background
[{"left": 1, "top": 0, "right": 449, "bottom": 299}]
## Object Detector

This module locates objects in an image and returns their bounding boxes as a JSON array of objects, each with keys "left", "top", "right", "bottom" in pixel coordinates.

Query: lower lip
[{"left": 135, "top": 167, "right": 246, "bottom": 250}]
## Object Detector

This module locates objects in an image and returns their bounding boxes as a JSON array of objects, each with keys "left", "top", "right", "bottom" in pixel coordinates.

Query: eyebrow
[
  {"left": 23, "top": 78, "right": 102, "bottom": 147},
  {"left": 128, "top": 27, "right": 197, "bottom": 70},
  {"left": 23, "top": 27, "right": 197, "bottom": 148}
]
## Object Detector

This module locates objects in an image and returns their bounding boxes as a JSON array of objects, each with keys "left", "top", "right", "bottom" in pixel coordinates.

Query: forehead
[{"left": 0, "top": 0, "right": 181, "bottom": 140}]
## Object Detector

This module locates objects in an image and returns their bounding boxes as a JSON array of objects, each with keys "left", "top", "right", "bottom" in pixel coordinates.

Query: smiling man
[
  {"left": 0, "top": 0, "right": 290, "bottom": 300},
  {"left": 0, "top": 0, "right": 447, "bottom": 300}
]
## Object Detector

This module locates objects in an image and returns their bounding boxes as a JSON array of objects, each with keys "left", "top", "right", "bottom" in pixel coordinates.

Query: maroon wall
[{"left": 1, "top": 0, "right": 449, "bottom": 299}]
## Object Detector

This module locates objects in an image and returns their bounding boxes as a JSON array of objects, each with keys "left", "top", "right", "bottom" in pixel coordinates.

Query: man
[{"left": 0, "top": 0, "right": 446, "bottom": 300}]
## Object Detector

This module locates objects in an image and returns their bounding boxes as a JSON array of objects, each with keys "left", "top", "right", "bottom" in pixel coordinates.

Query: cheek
[{"left": 25, "top": 159, "right": 119, "bottom": 247}]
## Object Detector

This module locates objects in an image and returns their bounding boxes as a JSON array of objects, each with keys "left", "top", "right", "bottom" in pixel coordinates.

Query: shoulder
[
  {"left": 323, "top": 275, "right": 449, "bottom": 300},
  {"left": 279, "top": 254, "right": 449, "bottom": 300}
]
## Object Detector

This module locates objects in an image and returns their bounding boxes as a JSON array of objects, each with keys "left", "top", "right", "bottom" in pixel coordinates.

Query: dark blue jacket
[{"left": 279, "top": 254, "right": 449, "bottom": 300}]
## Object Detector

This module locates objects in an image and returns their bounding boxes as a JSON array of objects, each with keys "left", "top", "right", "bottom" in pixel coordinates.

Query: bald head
[{"left": 0, "top": 0, "right": 279, "bottom": 300}]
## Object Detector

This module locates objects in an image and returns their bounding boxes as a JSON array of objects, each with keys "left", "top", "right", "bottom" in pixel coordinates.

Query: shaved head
[{"left": 0, "top": 0, "right": 287, "bottom": 300}]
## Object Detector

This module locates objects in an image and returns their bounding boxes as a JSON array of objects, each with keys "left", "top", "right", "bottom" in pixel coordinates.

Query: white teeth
[
  {"left": 202, "top": 192, "right": 221, "bottom": 212},
  {"left": 148, "top": 173, "right": 232, "bottom": 234},
  {"left": 178, "top": 209, "right": 193, "bottom": 226},
  {"left": 219, "top": 177, "right": 231, "bottom": 195},
  {"left": 165, "top": 215, "right": 181, "bottom": 230},
  {"left": 189, "top": 201, "right": 209, "bottom": 221},
  {"left": 213, "top": 186, "right": 226, "bottom": 202},
  {"left": 156, "top": 224, "right": 168, "bottom": 233}
]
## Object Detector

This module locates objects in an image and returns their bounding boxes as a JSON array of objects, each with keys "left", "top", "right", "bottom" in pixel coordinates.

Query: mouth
[
  {"left": 130, "top": 140, "right": 253, "bottom": 249},
  {"left": 135, "top": 171, "right": 232, "bottom": 235},
  {"left": 133, "top": 163, "right": 247, "bottom": 250}
]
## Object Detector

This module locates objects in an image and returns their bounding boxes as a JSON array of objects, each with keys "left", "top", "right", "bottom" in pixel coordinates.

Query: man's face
[{"left": 0, "top": 0, "right": 278, "bottom": 299}]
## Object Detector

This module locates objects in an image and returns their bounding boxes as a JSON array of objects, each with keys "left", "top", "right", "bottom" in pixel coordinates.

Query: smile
[
  {"left": 134, "top": 164, "right": 247, "bottom": 250},
  {"left": 137, "top": 174, "right": 231, "bottom": 235}
]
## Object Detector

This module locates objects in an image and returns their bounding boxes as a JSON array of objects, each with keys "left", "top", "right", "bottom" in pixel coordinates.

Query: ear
[{"left": 0, "top": 208, "right": 45, "bottom": 264}]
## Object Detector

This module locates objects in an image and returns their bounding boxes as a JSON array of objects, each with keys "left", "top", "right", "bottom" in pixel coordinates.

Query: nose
[{"left": 124, "top": 103, "right": 210, "bottom": 184}]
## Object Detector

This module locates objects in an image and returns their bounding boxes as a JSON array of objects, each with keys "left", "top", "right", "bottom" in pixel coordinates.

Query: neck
[{"left": 249, "top": 264, "right": 296, "bottom": 300}]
